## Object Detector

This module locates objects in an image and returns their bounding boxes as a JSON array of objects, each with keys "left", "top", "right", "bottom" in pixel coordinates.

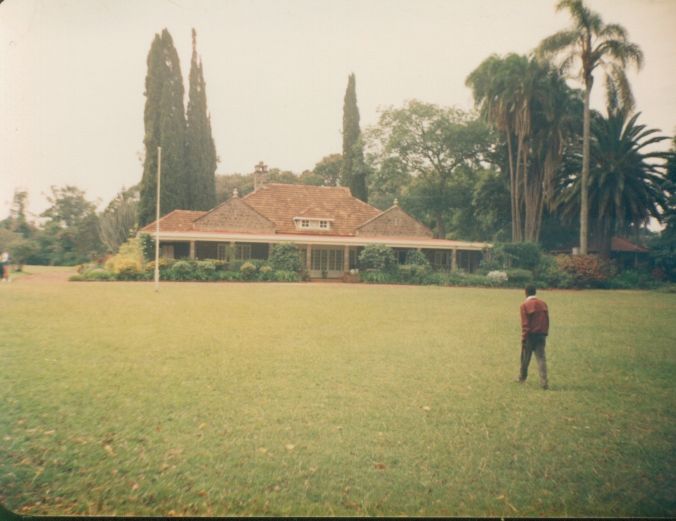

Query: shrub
[
  {"left": 217, "top": 271, "right": 242, "bottom": 281},
  {"left": 273, "top": 270, "right": 301, "bottom": 282},
  {"left": 259, "top": 265, "right": 275, "bottom": 281},
  {"left": 269, "top": 243, "right": 303, "bottom": 273},
  {"left": 86, "top": 268, "right": 115, "bottom": 281},
  {"left": 506, "top": 268, "right": 533, "bottom": 285},
  {"left": 360, "top": 270, "right": 397, "bottom": 284},
  {"left": 240, "top": 261, "right": 258, "bottom": 280},
  {"left": 359, "top": 244, "right": 397, "bottom": 273},
  {"left": 106, "top": 237, "right": 144, "bottom": 277},
  {"left": 607, "top": 269, "right": 657, "bottom": 290},
  {"left": 405, "top": 250, "right": 431, "bottom": 268},
  {"left": 533, "top": 255, "right": 573, "bottom": 289},
  {"left": 555, "top": 254, "right": 615, "bottom": 288},
  {"left": 193, "top": 260, "right": 217, "bottom": 281},
  {"left": 482, "top": 242, "right": 541, "bottom": 271},
  {"left": 169, "top": 260, "right": 195, "bottom": 281},
  {"left": 487, "top": 270, "right": 508, "bottom": 283}
]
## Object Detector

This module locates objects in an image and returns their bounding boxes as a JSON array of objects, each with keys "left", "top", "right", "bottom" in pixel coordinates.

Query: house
[{"left": 140, "top": 183, "right": 491, "bottom": 279}]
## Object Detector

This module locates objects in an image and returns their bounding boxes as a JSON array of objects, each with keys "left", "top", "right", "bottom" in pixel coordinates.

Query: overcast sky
[{"left": 1, "top": 0, "right": 675, "bottom": 218}]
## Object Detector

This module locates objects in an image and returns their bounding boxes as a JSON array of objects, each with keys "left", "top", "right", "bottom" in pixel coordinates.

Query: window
[
  {"left": 235, "top": 244, "right": 252, "bottom": 260},
  {"left": 311, "top": 248, "right": 343, "bottom": 272},
  {"left": 217, "top": 244, "right": 227, "bottom": 261},
  {"left": 294, "top": 218, "right": 332, "bottom": 231},
  {"left": 160, "top": 245, "right": 175, "bottom": 259}
]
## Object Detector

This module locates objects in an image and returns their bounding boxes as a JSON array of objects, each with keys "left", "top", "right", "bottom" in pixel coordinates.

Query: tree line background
[{"left": 1, "top": 1, "right": 675, "bottom": 280}]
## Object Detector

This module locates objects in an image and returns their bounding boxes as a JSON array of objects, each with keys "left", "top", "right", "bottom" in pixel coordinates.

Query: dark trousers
[{"left": 519, "top": 333, "right": 548, "bottom": 388}]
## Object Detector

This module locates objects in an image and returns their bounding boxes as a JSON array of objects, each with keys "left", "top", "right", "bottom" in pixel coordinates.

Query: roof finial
[
  {"left": 393, "top": 197, "right": 399, "bottom": 206},
  {"left": 233, "top": 188, "right": 239, "bottom": 198}
]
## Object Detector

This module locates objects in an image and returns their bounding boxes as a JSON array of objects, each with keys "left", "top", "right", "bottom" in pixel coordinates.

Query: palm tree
[
  {"left": 467, "top": 54, "right": 530, "bottom": 241},
  {"left": 467, "top": 54, "right": 581, "bottom": 242},
  {"left": 555, "top": 106, "right": 669, "bottom": 257},
  {"left": 537, "top": 0, "right": 643, "bottom": 254}
]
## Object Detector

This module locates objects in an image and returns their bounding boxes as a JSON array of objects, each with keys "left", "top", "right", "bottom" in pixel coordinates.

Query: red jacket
[{"left": 520, "top": 296, "right": 549, "bottom": 342}]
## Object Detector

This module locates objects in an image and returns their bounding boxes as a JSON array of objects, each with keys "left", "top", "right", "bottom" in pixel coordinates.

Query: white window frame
[{"left": 293, "top": 217, "right": 333, "bottom": 231}]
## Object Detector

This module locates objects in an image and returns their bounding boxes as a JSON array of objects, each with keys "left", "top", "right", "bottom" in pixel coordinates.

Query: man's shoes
[
  {"left": 542, "top": 384, "right": 549, "bottom": 390},
  {"left": 514, "top": 378, "right": 525, "bottom": 384}
]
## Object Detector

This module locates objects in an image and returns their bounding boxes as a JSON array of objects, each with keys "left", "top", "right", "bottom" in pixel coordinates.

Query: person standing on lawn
[
  {"left": 517, "top": 284, "right": 549, "bottom": 389},
  {"left": 1, "top": 251, "right": 10, "bottom": 283}
]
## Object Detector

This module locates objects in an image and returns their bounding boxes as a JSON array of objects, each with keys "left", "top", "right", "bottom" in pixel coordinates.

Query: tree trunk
[
  {"left": 435, "top": 212, "right": 445, "bottom": 239},
  {"left": 506, "top": 131, "right": 517, "bottom": 242},
  {"left": 580, "top": 80, "right": 592, "bottom": 255}
]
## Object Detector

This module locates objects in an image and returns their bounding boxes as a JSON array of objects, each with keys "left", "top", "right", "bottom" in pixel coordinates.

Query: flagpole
[{"left": 154, "top": 146, "right": 162, "bottom": 292}]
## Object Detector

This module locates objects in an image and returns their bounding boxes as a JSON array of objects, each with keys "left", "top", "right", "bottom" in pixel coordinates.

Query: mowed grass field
[{"left": 1, "top": 266, "right": 674, "bottom": 517}]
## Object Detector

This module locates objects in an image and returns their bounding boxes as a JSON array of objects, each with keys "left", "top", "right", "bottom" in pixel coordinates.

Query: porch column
[
  {"left": 306, "top": 244, "right": 312, "bottom": 272},
  {"left": 451, "top": 248, "right": 458, "bottom": 272},
  {"left": 343, "top": 245, "right": 350, "bottom": 273},
  {"left": 189, "top": 241, "right": 196, "bottom": 260}
]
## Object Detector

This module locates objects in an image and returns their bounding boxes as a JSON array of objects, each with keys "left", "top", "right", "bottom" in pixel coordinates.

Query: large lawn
[{"left": 1, "top": 266, "right": 674, "bottom": 516}]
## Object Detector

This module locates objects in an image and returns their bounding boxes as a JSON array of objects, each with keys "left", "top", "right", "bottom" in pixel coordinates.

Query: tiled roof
[
  {"left": 242, "top": 184, "right": 381, "bottom": 236},
  {"left": 140, "top": 210, "right": 207, "bottom": 233},
  {"left": 611, "top": 236, "right": 650, "bottom": 253}
]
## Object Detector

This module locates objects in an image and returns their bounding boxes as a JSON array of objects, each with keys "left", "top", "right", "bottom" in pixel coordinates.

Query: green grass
[{"left": 1, "top": 266, "right": 675, "bottom": 516}]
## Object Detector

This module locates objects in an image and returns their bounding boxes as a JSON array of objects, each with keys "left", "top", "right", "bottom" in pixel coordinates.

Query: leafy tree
[
  {"left": 341, "top": 74, "right": 368, "bottom": 201},
  {"left": 268, "top": 243, "right": 303, "bottom": 273},
  {"left": 98, "top": 186, "right": 139, "bottom": 253},
  {"left": 185, "top": 29, "right": 218, "bottom": 211},
  {"left": 215, "top": 173, "right": 254, "bottom": 203},
  {"left": 537, "top": 0, "right": 643, "bottom": 254},
  {"left": 139, "top": 29, "right": 188, "bottom": 226},
  {"left": 467, "top": 54, "right": 582, "bottom": 242},
  {"left": 555, "top": 107, "right": 669, "bottom": 257},
  {"left": 1, "top": 190, "right": 35, "bottom": 238},
  {"left": 366, "top": 100, "right": 491, "bottom": 238},
  {"left": 313, "top": 154, "right": 343, "bottom": 186},
  {"left": 39, "top": 186, "right": 104, "bottom": 265}
]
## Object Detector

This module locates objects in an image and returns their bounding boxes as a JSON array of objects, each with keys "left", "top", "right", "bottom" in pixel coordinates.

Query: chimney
[{"left": 254, "top": 161, "right": 268, "bottom": 191}]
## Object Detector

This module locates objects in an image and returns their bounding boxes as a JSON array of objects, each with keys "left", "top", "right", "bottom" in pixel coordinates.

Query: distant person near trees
[
  {"left": 1, "top": 251, "right": 10, "bottom": 282},
  {"left": 517, "top": 284, "right": 549, "bottom": 389}
]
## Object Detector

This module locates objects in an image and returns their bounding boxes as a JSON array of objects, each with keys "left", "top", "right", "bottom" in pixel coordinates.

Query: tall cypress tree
[
  {"left": 341, "top": 73, "right": 368, "bottom": 202},
  {"left": 139, "top": 29, "right": 188, "bottom": 226},
  {"left": 185, "top": 28, "right": 217, "bottom": 211}
]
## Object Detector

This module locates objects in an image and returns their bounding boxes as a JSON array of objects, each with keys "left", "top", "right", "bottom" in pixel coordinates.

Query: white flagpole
[{"left": 154, "top": 146, "right": 162, "bottom": 292}]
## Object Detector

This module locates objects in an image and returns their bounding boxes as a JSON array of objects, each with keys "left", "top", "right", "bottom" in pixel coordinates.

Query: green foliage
[
  {"left": 483, "top": 242, "right": 542, "bottom": 271},
  {"left": 169, "top": 260, "right": 194, "bottom": 280},
  {"left": 342, "top": 74, "right": 368, "bottom": 201},
  {"left": 105, "top": 237, "right": 145, "bottom": 277},
  {"left": 358, "top": 244, "right": 397, "bottom": 272},
  {"left": 268, "top": 243, "right": 303, "bottom": 273},
  {"left": 366, "top": 100, "right": 491, "bottom": 237},
  {"left": 185, "top": 29, "right": 217, "bottom": 211},
  {"left": 607, "top": 269, "right": 657, "bottom": 290},
  {"left": 506, "top": 268, "right": 533, "bottom": 285},
  {"left": 35, "top": 185, "right": 105, "bottom": 265},
  {"left": 313, "top": 154, "right": 343, "bottom": 186},
  {"left": 139, "top": 29, "right": 188, "bottom": 226},
  {"left": 239, "top": 261, "right": 257, "bottom": 280},
  {"left": 404, "top": 250, "right": 431, "bottom": 268},
  {"left": 98, "top": 187, "right": 139, "bottom": 253}
]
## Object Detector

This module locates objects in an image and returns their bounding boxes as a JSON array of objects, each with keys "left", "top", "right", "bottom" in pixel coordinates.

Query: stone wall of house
[
  {"left": 193, "top": 198, "right": 276, "bottom": 233},
  {"left": 356, "top": 207, "right": 433, "bottom": 238}
]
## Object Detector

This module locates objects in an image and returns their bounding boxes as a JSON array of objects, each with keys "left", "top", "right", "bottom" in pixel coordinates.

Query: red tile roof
[
  {"left": 611, "top": 236, "right": 650, "bottom": 253},
  {"left": 242, "top": 184, "right": 381, "bottom": 236},
  {"left": 140, "top": 210, "right": 206, "bottom": 233}
]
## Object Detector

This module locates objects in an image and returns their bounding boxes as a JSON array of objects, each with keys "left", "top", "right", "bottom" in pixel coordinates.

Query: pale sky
[{"left": 1, "top": 0, "right": 675, "bottom": 219}]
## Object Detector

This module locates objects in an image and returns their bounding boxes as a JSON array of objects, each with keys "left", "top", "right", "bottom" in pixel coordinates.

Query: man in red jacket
[{"left": 517, "top": 284, "right": 549, "bottom": 389}]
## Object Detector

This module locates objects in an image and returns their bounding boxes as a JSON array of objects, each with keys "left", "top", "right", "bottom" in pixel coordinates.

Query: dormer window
[{"left": 294, "top": 217, "right": 333, "bottom": 231}]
